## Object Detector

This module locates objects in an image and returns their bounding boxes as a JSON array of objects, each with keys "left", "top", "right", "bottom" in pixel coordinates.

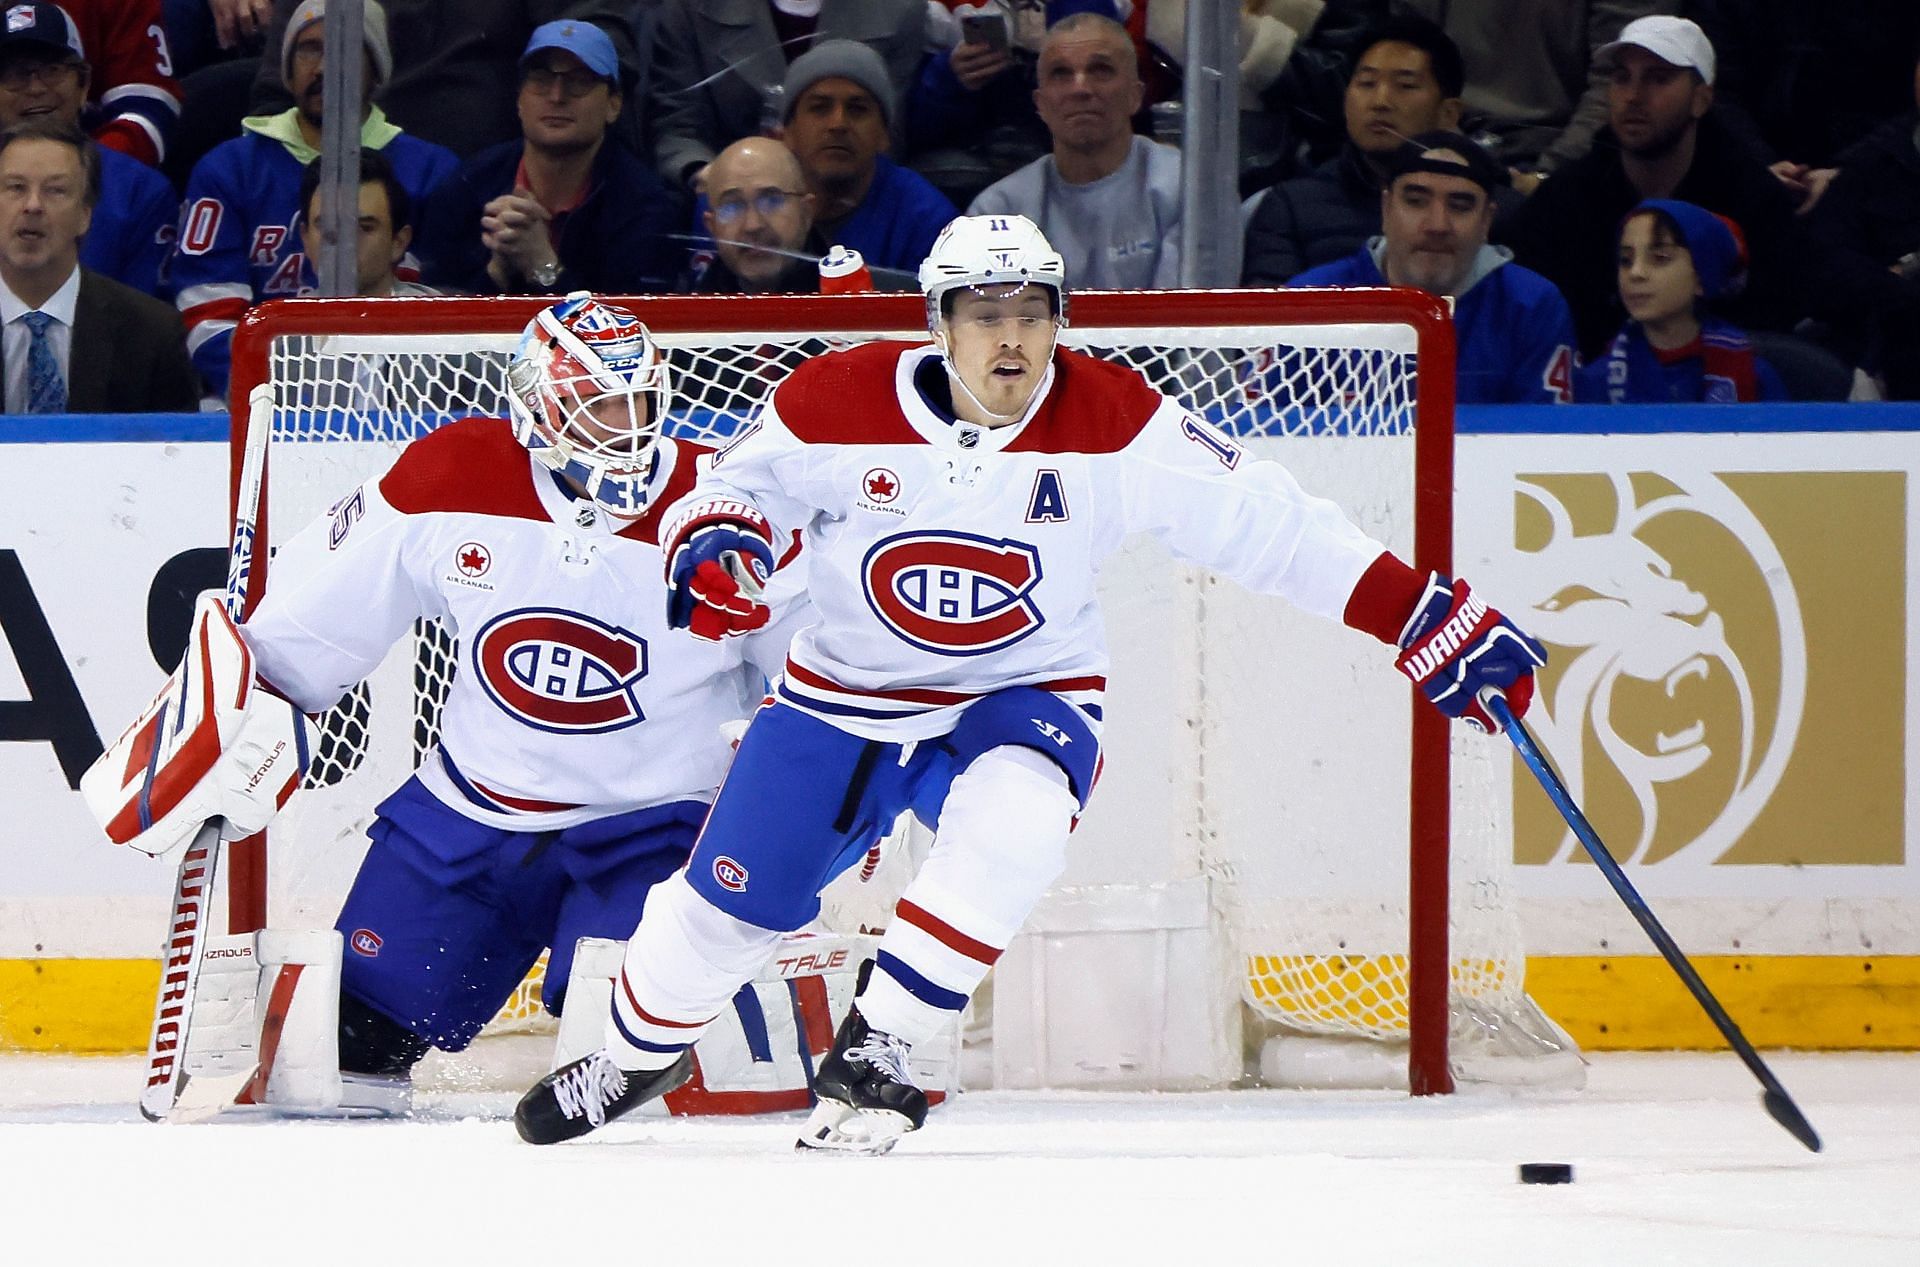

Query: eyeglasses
[
  {"left": 523, "top": 65, "right": 609, "bottom": 99},
  {"left": 711, "top": 189, "right": 805, "bottom": 225},
  {"left": 0, "top": 60, "right": 81, "bottom": 91}
]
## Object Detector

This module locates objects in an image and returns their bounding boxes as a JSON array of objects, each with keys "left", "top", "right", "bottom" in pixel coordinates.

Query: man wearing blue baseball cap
[{"left": 415, "top": 20, "right": 684, "bottom": 296}]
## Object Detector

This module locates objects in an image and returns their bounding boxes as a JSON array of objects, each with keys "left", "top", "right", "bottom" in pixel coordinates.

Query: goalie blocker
[{"left": 81, "top": 591, "right": 310, "bottom": 859}]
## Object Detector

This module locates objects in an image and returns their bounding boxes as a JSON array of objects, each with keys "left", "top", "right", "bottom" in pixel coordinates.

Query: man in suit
[{"left": 0, "top": 118, "right": 198, "bottom": 412}]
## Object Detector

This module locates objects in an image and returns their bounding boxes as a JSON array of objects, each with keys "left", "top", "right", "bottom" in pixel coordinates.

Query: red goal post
[{"left": 225, "top": 288, "right": 1503, "bottom": 1096}]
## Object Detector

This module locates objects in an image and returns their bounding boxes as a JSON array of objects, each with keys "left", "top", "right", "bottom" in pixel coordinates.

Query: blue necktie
[{"left": 21, "top": 310, "right": 65, "bottom": 414}]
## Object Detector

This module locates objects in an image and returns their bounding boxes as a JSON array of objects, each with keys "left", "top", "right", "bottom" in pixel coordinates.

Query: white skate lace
[
  {"left": 847, "top": 1031, "right": 917, "bottom": 1087},
  {"left": 552, "top": 1054, "right": 628, "bottom": 1127}
]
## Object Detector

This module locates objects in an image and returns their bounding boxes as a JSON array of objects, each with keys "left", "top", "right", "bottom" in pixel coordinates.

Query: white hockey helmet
[
  {"left": 918, "top": 213, "right": 1068, "bottom": 331},
  {"left": 506, "top": 292, "right": 671, "bottom": 518}
]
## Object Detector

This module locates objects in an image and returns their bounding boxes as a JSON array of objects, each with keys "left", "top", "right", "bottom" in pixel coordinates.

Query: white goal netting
[{"left": 234, "top": 292, "right": 1577, "bottom": 1090}]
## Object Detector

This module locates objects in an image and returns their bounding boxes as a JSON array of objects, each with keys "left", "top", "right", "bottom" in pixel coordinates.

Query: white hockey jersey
[
  {"left": 672, "top": 340, "right": 1397, "bottom": 742},
  {"left": 241, "top": 420, "right": 803, "bottom": 831}
]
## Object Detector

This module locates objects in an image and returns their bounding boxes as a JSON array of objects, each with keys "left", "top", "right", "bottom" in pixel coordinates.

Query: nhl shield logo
[
  {"left": 473, "top": 608, "right": 650, "bottom": 733},
  {"left": 862, "top": 530, "right": 1045, "bottom": 655}
]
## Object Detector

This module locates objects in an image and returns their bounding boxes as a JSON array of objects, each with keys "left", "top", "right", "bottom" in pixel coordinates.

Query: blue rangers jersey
[
  {"left": 1290, "top": 242, "right": 1577, "bottom": 405},
  {"left": 87, "top": 145, "right": 177, "bottom": 298},
  {"left": 173, "top": 112, "right": 459, "bottom": 399}
]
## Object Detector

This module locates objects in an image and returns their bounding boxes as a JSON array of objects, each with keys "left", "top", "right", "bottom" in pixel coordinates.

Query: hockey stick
[
  {"left": 138, "top": 384, "right": 275, "bottom": 1121},
  {"left": 139, "top": 820, "right": 223, "bottom": 1119},
  {"left": 1486, "top": 695, "right": 1822, "bottom": 1153}
]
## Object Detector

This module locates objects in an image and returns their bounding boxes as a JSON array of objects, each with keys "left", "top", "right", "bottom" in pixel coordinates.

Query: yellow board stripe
[
  {"left": 4, "top": 956, "right": 1919, "bottom": 1053},
  {"left": 0, "top": 959, "right": 162, "bottom": 1052},
  {"left": 1525, "top": 956, "right": 1920, "bottom": 1050}
]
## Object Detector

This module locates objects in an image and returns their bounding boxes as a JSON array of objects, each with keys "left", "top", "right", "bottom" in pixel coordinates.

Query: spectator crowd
[{"left": 4, "top": 0, "right": 1918, "bottom": 413}]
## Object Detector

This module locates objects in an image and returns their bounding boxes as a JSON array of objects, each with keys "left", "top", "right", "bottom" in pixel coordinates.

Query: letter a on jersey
[
  {"left": 862, "top": 531, "right": 1044, "bottom": 655},
  {"left": 473, "top": 608, "right": 649, "bottom": 733},
  {"left": 1025, "top": 469, "right": 1069, "bottom": 523}
]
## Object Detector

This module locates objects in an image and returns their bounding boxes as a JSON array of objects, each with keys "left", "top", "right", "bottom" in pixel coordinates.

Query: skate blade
[{"left": 794, "top": 1099, "right": 914, "bottom": 1156}]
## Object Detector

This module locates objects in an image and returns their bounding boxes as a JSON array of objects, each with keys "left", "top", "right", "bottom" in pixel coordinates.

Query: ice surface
[{"left": 2, "top": 1051, "right": 1915, "bottom": 1265}]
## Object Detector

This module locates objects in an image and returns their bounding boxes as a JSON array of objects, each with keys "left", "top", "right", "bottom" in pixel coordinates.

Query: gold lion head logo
[{"left": 1505, "top": 472, "right": 1805, "bottom": 865}]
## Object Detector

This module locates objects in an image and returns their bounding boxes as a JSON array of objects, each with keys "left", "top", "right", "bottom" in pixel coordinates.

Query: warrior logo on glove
[{"left": 1394, "top": 574, "right": 1546, "bottom": 734}]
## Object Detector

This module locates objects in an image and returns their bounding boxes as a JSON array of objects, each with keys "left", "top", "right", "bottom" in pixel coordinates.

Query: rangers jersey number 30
[{"left": 672, "top": 340, "right": 1390, "bottom": 741}]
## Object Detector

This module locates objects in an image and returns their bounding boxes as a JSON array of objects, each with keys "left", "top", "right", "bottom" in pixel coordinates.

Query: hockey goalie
[{"left": 83, "top": 294, "right": 858, "bottom": 1117}]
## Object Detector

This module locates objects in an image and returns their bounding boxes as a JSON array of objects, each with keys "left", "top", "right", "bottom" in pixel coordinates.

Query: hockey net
[{"left": 228, "top": 291, "right": 1578, "bottom": 1094}]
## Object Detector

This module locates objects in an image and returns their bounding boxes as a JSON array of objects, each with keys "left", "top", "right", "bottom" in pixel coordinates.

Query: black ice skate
[
  {"left": 514, "top": 1049, "right": 692, "bottom": 1144},
  {"left": 796, "top": 997, "right": 928, "bottom": 1156}
]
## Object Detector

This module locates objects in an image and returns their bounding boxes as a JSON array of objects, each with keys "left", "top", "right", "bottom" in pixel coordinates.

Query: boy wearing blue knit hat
[{"left": 1575, "top": 199, "right": 1788, "bottom": 403}]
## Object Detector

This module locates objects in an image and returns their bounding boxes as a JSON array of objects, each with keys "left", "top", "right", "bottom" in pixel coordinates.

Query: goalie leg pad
[{"left": 241, "top": 929, "right": 350, "bottom": 1113}]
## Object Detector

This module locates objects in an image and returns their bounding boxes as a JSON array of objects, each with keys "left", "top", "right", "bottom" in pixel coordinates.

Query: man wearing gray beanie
[
  {"left": 173, "top": 0, "right": 460, "bottom": 404},
  {"left": 647, "top": 0, "right": 924, "bottom": 191},
  {"left": 777, "top": 38, "right": 957, "bottom": 275}
]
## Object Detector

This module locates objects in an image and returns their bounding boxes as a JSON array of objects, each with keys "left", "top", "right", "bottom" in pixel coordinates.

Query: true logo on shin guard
[
  {"left": 713, "top": 856, "right": 749, "bottom": 892},
  {"left": 350, "top": 929, "right": 383, "bottom": 957}
]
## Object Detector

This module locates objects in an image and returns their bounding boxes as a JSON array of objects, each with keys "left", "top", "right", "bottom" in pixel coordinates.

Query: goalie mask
[{"left": 507, "top": 293, "right": 671, "bottom": 518}]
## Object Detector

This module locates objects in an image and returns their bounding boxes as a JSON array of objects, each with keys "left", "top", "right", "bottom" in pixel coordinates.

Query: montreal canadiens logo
[
  {"left": 474, "top": 608, "right": 649, "bottom": 733},
  {"left": 862, "top": 531, "right": 1044, "bottom": 655},
  {"left": 713, "top": 856, "right": 749, "bottom": 892},
  {"left": 349, "top": 929, "right": 382, "bottom": 957},
  {"left": 456, "top": 541, "right": 491, "bottom": 576}
]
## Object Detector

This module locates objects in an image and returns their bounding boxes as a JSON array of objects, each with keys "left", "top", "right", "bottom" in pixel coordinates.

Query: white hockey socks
[
  {"left": 860, "top": 745, "right": 1077, "bottom": 1048},
  {"left": 603, "top": 873, "right": 784, "bottom": 1072}
]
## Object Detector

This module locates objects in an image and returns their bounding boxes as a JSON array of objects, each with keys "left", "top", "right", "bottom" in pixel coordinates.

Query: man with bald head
[
  {"left": 967, "top": 12, "right": 1181, "bottom": 288},
  {"left": 693, "top": 137, "right": 824, "bottom": 294}
]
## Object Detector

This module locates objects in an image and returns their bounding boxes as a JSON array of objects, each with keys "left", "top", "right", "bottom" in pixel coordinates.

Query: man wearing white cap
[{"left": 1501, "top": 15, "right": 1827, "bottom": 360}]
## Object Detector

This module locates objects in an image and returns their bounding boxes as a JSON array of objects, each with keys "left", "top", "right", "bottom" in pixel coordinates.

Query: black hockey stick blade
[
  {"left": 1487, "top": 695, "right": 1822, "bottom": 1154},
  {"left": 1762, "top": 1088, "right": 1822, "bottom": 1154}
]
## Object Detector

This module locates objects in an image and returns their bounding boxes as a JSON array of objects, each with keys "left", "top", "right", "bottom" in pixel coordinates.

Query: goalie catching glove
[
  {"left": 662, "top": 498, "right": 775, "bottom": 642},
  {"left": 1395, "top": 574, "right": 1545, "bottom": 735},
  {"left": 81, "top": 592, "right": 309, "bottom": 860}
]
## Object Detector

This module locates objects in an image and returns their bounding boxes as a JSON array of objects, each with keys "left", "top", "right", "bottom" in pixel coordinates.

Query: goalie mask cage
[{"left": 227, "top": 289, "right": 1575, "bottom": 1097}]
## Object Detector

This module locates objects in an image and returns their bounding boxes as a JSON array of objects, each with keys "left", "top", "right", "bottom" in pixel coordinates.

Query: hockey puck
[{"left": 1518, "top": 1162, "right": 1574, "bottom": 1185}]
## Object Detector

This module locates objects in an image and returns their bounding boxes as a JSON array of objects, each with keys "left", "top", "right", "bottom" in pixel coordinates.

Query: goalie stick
[
  {"left": 1488, "top": 694, "right": 1822, "bottom": 1153},
  {"left": 137, "top": 383, "right": 274, "bottom": 1121}
]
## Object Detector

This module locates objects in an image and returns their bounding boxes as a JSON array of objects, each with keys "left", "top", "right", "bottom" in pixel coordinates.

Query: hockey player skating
[
  {"left": 514, "top": 215, "right": 1547, "bottom": 1153},
  {"left": 85, "top": 294, "right": 802, "bottom": 1114}
]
